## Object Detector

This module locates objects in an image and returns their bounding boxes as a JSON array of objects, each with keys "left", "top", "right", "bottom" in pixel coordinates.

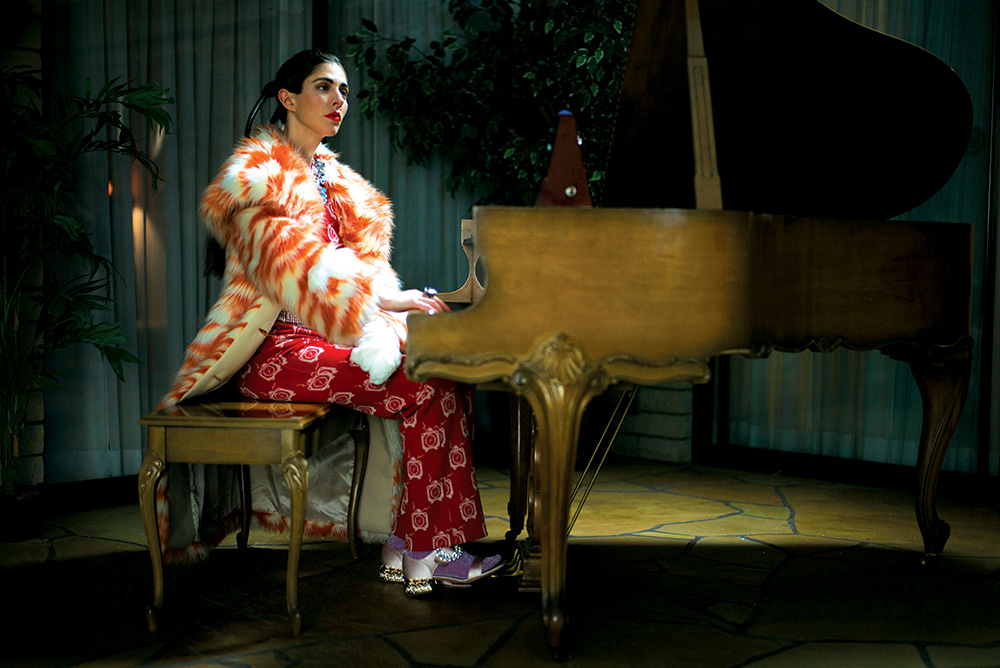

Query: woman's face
[{"left": 280, "top": 61, "right": 349, "bottom": 143}]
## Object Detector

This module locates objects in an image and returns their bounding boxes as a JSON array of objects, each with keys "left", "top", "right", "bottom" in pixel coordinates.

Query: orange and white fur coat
[{"left": 157, "top": 126, "right": 405, "bottom": 562}]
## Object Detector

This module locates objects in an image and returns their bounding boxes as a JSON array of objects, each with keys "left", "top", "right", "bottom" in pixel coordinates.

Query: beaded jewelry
[{"left": 311, "top": 156, "right": 329, "bottom": 205}]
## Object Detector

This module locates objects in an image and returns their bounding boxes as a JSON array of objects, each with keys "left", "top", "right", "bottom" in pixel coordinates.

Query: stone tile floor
[{"left": 1, "top": 458, "right": 999, "bottom": 667}]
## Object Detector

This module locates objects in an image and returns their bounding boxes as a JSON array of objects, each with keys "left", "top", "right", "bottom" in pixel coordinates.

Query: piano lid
[{"left": 602, "top": 0, "right": 973, "bottom": 219}]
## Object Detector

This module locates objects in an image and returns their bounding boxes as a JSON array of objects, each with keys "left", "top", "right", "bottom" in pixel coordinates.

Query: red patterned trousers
[{"left": 236, "top": 320, "right": 487, "bottom": 551}]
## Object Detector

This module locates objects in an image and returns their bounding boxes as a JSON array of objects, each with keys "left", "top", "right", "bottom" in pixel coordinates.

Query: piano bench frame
[{"left": 137, "top": 399, "right": 369, "bottom": 637}]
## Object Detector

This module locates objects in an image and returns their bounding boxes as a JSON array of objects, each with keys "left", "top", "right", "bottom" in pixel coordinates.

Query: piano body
[{"left": 405, "top": 0, "right": 974, "bottom": 655}]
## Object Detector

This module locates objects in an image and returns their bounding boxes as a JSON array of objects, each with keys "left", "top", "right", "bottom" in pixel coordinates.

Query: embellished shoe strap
[{"left": 434, "top": 546, "right": 463, "bottom": 564}]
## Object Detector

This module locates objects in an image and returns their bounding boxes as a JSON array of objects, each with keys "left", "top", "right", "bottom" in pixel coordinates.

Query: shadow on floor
[{"left": 4, "top": 459, "right": 1000, "bottom": 667}]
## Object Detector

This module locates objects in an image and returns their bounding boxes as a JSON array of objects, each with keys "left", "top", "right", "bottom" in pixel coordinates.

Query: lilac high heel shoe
[
  {"left": 379, "top": 534, "right": 406, "bottom": 584},
  {"left": 402, "top": 546, "right": 505, "bottom": 596}
]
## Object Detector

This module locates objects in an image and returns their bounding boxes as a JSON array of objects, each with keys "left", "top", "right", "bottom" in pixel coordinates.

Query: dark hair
[
  {"left": 206, "top": 49, "right": 344, "bottom": 278},
  {"left": 243, "top": 49, "right": 343, "bottom": 137}
]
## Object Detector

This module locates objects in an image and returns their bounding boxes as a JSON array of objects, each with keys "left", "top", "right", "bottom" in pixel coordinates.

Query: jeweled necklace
[
  {"left": 311, "top": 156, "right": 329, "bottom": 205},
  {"left": 310, "top": 155, "right": 341, "bottom": 243}
]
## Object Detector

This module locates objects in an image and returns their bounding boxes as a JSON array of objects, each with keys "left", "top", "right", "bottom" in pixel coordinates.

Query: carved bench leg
[
  {"left": 282, "top": 440, "right": 308, "bottom": 637},
  {"left": 348, "top": 418, "right": 370, "bottom": 560},
  {"left": 908, "top": 338, "right": 973, "bottom": 556},
  {"left": 138, "top": 426, "right": 166, "bottom": 632}
]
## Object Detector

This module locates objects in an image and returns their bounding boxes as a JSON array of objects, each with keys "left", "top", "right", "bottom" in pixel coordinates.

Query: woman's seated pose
[{"left": 157, "top": 48, "right": 503, "bottom": 596}]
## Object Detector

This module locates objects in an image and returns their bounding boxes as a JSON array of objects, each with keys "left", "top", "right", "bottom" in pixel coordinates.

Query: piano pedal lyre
[{"left": 567, "top": 386, "right": 637, "bottom": 535}]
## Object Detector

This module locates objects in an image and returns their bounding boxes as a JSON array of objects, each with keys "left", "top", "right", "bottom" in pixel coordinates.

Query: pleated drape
[{"left": 43, "top": 0, "right": 313, "bottom": 483}]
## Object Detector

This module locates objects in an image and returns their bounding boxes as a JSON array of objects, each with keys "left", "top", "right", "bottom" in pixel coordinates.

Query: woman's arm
[
  {"left": 225, "top": 205, "right": 391, "bottom": 346},
  {"left": 200, "top": 132, "right": 402, "bottom": 346},
  {"left": 379, "top": 288, "right": 450, "bottom": 315}
]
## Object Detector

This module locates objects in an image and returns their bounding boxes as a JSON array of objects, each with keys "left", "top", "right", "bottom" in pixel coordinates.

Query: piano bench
[{"left": 137, "top": 399, "right": 370, "bottom": 637}]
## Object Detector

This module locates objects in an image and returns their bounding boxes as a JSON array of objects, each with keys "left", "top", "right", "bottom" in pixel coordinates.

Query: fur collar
[{"left": 200, "top": 124, "right": 394, "bottom": 262}]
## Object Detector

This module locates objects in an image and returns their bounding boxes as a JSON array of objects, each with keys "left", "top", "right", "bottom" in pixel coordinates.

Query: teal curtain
[
  {"left": 728, "top": 0, "right": 996, "bottom": 474},
  {"left": 43, "top": 0, "right": 313, "bottom": 483}
]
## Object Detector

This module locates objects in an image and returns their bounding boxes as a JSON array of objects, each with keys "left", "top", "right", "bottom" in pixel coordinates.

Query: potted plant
[
  {"left": 346, "top": 0, "right": 635, "bottom": 205},
  {"left": 1, "top": 66, "right": 172, "bottom": 537}
]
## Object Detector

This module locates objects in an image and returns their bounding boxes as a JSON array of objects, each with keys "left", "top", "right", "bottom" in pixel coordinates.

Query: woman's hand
[{"left": 379, "top": 288, "right": 451, "bottom": 315}]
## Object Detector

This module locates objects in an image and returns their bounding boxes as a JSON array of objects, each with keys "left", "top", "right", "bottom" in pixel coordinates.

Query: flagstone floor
[{"left": 2, "top": 457, "right": 999, "bottom": 667}]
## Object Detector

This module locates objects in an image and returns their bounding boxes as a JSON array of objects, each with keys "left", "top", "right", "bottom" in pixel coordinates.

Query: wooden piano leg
[
  {"left": 526, "top": 389, "right": 589, "bottom": 658},
  {"left": 907, "top": 338, "right": 973, "bottom": 556},
  {"left": 516, "top": 334, "right": 609, "bottom": 658}
]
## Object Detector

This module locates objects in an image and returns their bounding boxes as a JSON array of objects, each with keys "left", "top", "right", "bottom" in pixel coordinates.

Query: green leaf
[
  {"left": 344, "top": 0, "right": 634, "bottom": 206},
  {"left": 24, "top": 136, "right": 58, "bottom": 158},
  {"left": 51, "top": 215, "right": 86, "bottom": 241}
]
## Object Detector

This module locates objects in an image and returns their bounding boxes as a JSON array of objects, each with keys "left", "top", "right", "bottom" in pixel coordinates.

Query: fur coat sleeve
[
  {"left": 200, "top": 126, "right": 401, "bottom": 345},
  {"left": 159, "top": 126, "right": 404, "bottom": 407}
]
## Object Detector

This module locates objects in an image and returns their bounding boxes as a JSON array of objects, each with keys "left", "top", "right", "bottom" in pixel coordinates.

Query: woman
[{"left": 159, "top": 49, "right": 502, "bottom": 596}]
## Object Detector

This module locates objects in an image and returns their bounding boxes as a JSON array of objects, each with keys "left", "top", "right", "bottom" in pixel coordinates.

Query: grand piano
[{"left": 405, "top": 0, "right": 974, "bottom": 656}]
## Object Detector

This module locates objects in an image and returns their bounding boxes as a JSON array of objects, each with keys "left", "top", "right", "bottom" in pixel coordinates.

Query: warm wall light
[
  {"left": 108, "top": 180, "right": 114, "bottom": 197},
  {"left": 151, "top": 127, "right": 165, "bottom": 158}
]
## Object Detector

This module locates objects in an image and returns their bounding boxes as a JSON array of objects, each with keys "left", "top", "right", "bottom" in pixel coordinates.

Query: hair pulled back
[
  {"left": 243, "top": 49, "right": 344, "bottom": 137},
  {"left": 206, "top": 50, "right": 344, "bottom": 278}
]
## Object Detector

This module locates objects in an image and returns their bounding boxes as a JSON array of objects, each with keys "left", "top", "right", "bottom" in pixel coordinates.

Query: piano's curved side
[
  {"left": 407, "top": 206, "right": 755, "bottom": 389},
  {"left": 407, "top": 207, "right": 973, "bottom": 388}
]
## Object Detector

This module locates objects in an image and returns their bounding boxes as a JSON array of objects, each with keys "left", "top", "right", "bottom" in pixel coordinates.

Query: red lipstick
[{"left": 327, "top": 111, "right": 341, "bottom": 121}]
